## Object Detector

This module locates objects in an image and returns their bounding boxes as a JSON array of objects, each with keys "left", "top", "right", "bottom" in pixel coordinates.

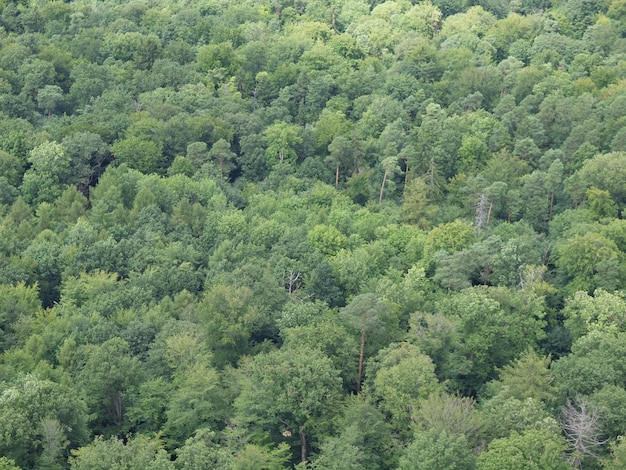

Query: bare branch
[{"left": 560, "top": 395, "right": 608, "bottom": 468}]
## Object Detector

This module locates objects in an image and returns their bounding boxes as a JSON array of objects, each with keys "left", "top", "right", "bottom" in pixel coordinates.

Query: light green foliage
[
  {"left": 231, "top": 443, "right": 291, "bottom": 470},
  {"left": 69, "top": 435, "right": 174, "bottom": 470},
  {"left": 36, "top": 85, "right": 63, "bottom": 116},
  {"left": 566, "top": 152, "right": 626, "bottom": 205},
  {"left": 264, "top": 121, "right": 302, "bottom": 167},
  {"left": 111, "top": 136, "right": 166, "bottom": 175},
  {"left": 0, "top": 457, "right": 20, "bottom": 470},
  {"left": 174, "top": 428, "right": 233, "bottom": 469},
  {"left": 476, "top": 429, "right": 570, "bottom": 470},
  {"left": 480, "top": 396, "right": 561, "bottom": 441},
  {"left": 398, "top": 430, "right": 476, "bottom": 470},
  {"left": 563, "top": 289, "right": 626, "bottom": 340},
  {"left": 492, "top": 348, "right": 556, "bottom": 403},
  {"left": 423, "top": 220, "right": 476, "bottom": 261},
  {"left": 413, "top": 393, "right": 483, "bottom": 444},
  {"left": 603, "top": 435, "right": 626, "bottom": 470},
  {"left": 282, "top": 321, "right": 359, "bottom": 390},
  {"left": 75, "top": 338, "right": 143, "bottom": 434},
  {"left": 234, "top": 345, "right": 342, "bottom": 462},
  {"left": 552, "top": 330, "right": 626, "bottom": 398},
  {"left": 307, "top": 224, "right": 348, "bottom": 256},
  {"left": 556, "top": 232, "right": 624, "bottom": 294},
  {"left": 0, "top": 374, "right": 88, "bottom": 469},
  {"left": 589, "top": 385, "right": 626, "bottom": 440},
  {"left": 365, "top": 342, "right": 443, "bottom": 432},
  {"left": 21, "top": 142, "right": 72, "bottom": 205},
  {"left": 0, "top": 282, "right": 40, "bottom": 350},
  {"left": 437, "top": 287, "right": 546, "bottom": 392}
]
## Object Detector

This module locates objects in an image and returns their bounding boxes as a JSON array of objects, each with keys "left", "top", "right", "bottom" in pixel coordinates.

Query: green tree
[
  {"left": 69, "top": 435, "right": 174, "bottom": 470},
  {"left": 0, "top": 282, "right": 40, "bottom": 350},
  {"left": 75, "top": 338, "right": 143, "bottom": 435},
  {"left": 21, "top": 141, "right": 72, "bottom": 205},
  {"left": 264, "top": 121, "right": 302, "bottom": 166},
  {"left": 0, "top": 374, "right": 88, "bottom": 469},
  {"left": 340, "top": 293, "right": 388, "bottom": 393},
  {"left": 437, "top": 287, "right": 547, "bottom": 393},
  {"left": 398, "top": 430, "right": 476, "bottom": 470},
  {"left": 556, "top": 232, "right": 624, "bottom": 294},
  {"left": 234, "top": 345, "right": 342, "bottom": 464},
  {"left": 111, "top": 136, "right": 166, "bottom": 175},
  {"left": 36, "top": 85, "right": 63, "bottom": 117},
  {"left": 326, "top": 135, "right": 352, "bottom": 188},
  {"left": 208, "top": 138, "right": 236, "bottom": 180},
  {"left": 476, "top": 429, "right": 570, "bottom": 470},
  {"left": 365, "top": 342, "right": 443, "bottom": 434},
  {"left": 378, "top": 156, "right": 401, "bottom": 204}
]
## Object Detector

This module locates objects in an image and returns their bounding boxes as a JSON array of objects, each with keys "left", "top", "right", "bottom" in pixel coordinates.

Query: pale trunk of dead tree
[{"left": 379, "top": 170, "right": 388, "bottom": 204}]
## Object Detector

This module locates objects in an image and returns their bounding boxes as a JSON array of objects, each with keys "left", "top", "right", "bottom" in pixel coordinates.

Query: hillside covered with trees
[{"left": 2, "top": 0, "right": 626, "bottom": 468}]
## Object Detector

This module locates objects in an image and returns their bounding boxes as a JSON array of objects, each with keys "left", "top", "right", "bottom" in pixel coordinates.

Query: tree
[
  {"left": 413, "top": 393, "right": 482, "bottom": 444},
  {"left": 0, "top": 282, "right": 40, "bottom": 351},
  {"left": 556, "top": 232, "right": 624, "bottom": 295},
  {"left": 366, "top": 342, "right": 443, "bottom": 434},
  {"left": 437, "top": 287, "right": 547, "bottom": 393},
  {"left": 75, "top": 338, "right": 143, "bottom": 435},
  {"left": 398, "top": 430, "right": 475, "bottom": 470},
  {"left": 326, "top": 135, "right": 352, "bottom": 188},
  {"left": 560, "top": 395, "right": 607, "bottom": 469},
  {"left": 36, "top": 85, "right": 63, "bottom": 117},
  {"left": 378, "top": 156, "right": 401, "bottom": 204},
  {"left": 69, "top": 435, "right": 174, "bottom": 470},
  {"left": 0, "top": 374, "right": 89, "bottom": 469},
  {"left": 565, "top": 152, "right": 626, "bottom": 206},
  {"left": 234, "top": 345, "right": 342, "bottom": 464},
  {"left": 491, "top": 347, "right": 556, "bottom": 404},
  {"left": 111, "top": 136, "right": 167, "bottom": 175},
  {"left": 562, "top": 289, "right": 626, "bottom": 341},
  {"left": 476, "top": 429, "right": 570, "bottom": 470},
  {"left": 208, "top": 138, "right": 236, "bottom": 180},
  {"left": 603, "top": 435, "right": 626, "bottom": 470},
  {"left": 340, "top": 293, "right": 388, "bottom": 394},
  {"left": 21, "top": 141, "right": 72, "bottom": 205},
  {"left": 264, "top": 121, "right": 302, "bottom": 167},
  {"left": 61, "top": 132, "right": 109, "bottom": 191}
]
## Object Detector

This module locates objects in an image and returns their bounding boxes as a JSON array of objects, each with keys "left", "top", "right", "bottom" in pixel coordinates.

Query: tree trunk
[
  {"left": 335, "top": 162, "right": 339, "bottom": 188},
  {"left": 300, "top": 429, "right": 307, "bottom": 463},
  {"left": 379, "top": 170, "right": 388, "bottom": 204},
  {"left": 549, "top": 191, "right": 555, "bottom": 220},
  {"left": 357, "top": 328, "right": 365, "bottom": 394}
]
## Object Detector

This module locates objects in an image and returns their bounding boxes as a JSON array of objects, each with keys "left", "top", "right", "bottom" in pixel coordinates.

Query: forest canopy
[{"left": 1, "top": 0, "right": 626, "bottom": 468}]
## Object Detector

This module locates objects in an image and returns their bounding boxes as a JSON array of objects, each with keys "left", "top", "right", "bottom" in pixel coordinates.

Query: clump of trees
[{"left": 2, "top": 0, "right": 626, "bottom": 468}]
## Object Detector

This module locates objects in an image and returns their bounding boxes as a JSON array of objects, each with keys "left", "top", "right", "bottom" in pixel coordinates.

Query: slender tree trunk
[
  {"left": 300, "top": 429, "right": 307, "bottom": 463},
  {"left": 357, "top": 328, "right": 365, "bottom": 394},
  {"left": 335, "top": 162, "right": 339, "bottom": 188},
  {"left": 404, "top": 161, "right": 409, "bottom": 186},
  {"left": 487, "top": 201, "right": 493, "bottom": 224},
  {"left": 379, "top": 170, "right": 388, "bottom": 204},
  {"left": 549, "top": 191, "right": 555, "bottom": 220}
]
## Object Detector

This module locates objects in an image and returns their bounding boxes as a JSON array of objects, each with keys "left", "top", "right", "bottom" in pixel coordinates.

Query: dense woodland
[{"left": 2, "top": 0, "right": 626, "bottom": 468}]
